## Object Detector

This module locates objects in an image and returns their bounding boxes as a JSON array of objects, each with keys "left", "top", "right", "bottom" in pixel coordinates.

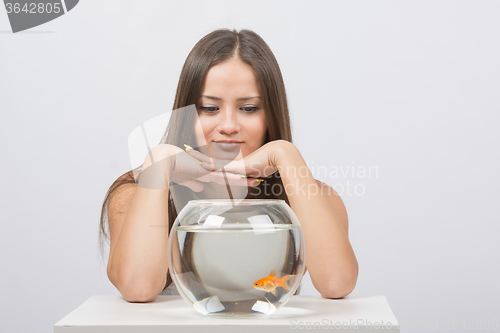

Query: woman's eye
[
  {"left": 200, "top": 106, "right": 219, "bottom": 114},
  {"left": 241, "top": 106, "right": 259, "bottom": 113}
]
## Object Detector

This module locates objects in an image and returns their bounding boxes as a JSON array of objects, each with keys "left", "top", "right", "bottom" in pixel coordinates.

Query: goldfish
[{"left": 252, "top": 269, "right": 295, "bottom": 296}]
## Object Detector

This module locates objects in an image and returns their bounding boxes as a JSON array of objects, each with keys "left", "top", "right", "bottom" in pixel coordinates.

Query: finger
[
  {"left": 192, "top": 154, "right": 265, "bottom": 180},
  {"left": 201, "top": 170, "right": 265, "bottom": 187},
  {"left": 207, "top": 174, "right": 262, "bottom": 187},
  {"left": 176, "top": 170, "right": 263, "bottom": 188},
  {"left": 195, "top": 170, "right": 245, "bottom": 184},
  {"left": 183, "top": 144, "right": 252, "bottom": 176},
  {"left": 184, "top": 145, "right": 236, "bottom": 171},
  {"left": 183, "top": 145, "right": 213, "bottom": 163},
  {"left": 246, "top": 178, "right": 265, "bottom": 187},
  {"left": 198, "top": 159, "right": 247, "bottom": 176},
  {"left": 176, "top": 180, "right": 204, "bottom": 192}
]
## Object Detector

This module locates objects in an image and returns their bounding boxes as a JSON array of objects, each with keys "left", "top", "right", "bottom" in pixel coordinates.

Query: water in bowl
[{"left": 170, "top": 223, "right": 304, "bottom": 316}]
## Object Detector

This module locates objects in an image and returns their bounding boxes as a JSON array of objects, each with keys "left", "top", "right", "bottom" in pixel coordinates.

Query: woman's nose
[{"left": 217, "top": 109, "right": 241, "bottom": 135}]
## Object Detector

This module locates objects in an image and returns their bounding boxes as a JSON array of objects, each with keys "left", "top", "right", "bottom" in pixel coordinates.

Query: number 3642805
[{"left": 5, "top": 2, "right": 62, "bottom": 14}]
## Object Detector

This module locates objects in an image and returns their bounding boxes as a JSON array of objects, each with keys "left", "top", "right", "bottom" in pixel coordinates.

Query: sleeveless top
[{"left": 159, "top": 282, "right": 301, "bottom": 296}]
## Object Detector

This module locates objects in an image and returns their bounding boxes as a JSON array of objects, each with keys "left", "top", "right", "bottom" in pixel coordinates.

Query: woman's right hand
[{"left": 138, "top": 144, "right": 256, "bottom": 192}]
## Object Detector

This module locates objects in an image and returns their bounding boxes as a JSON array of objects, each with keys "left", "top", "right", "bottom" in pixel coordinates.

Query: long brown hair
[{"left": 99, "top": 28, "right": 293, "bottom": 291}]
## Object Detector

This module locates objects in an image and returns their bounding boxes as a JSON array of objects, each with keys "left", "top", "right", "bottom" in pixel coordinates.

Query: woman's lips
[{"left": 213, "top": 141, "right": 243, "bottom": 151}]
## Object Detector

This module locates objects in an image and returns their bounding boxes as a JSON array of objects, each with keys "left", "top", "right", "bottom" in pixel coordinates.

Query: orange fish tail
[{"left": 279, "top": 275, "right": 295, "bottom": 291}]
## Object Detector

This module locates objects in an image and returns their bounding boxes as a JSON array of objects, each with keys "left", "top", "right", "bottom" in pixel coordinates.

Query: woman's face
[{"left": 195, "top": 58, "right": 267, "bottom": 160}]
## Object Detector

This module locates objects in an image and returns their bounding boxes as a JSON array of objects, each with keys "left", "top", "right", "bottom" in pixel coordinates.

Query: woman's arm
[
  {"left": 106, "top": 147, "right": 173, "bottom": 303},
  {"left": 186, "top": 140, "right": 359, "bottom": 298},
  {"left": 275, "top": 141, "right": 358, "bottom": 299},
  {"left": 106, "top": 144, "right": 244, "bottom": 302}
]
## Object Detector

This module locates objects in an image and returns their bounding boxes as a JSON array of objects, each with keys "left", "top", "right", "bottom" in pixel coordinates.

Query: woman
[{"left": 99, "top": 28, "right": 358, "bottom": 302}]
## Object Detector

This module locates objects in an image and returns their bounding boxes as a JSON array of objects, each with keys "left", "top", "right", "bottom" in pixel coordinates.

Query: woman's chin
[
  {"left": 209, "top": 147, "right": 244, "bottom": 161},
  {"left": 197, "top": 144, "right": 246, "bottom": 161},
  {"left": 213, "top": 151, "right": 242, "bottom": 161}
]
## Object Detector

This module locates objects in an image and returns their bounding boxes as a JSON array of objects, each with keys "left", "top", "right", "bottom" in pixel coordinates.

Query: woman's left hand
[{"left": 184, "top": 140, "right": 294, "bottom": 184}]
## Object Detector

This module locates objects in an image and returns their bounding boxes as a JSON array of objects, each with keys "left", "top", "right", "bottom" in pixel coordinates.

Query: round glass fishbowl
[{"left": 168, "top": 199, "right": 306, "bottom": 316}]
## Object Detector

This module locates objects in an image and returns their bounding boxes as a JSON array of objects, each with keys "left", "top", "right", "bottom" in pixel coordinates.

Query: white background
[{"left": 1, "top": 1, "right": 499, "bottom": 332}]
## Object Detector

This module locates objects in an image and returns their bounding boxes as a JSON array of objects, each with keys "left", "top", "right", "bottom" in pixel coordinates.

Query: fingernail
[{"left": 183, "top": 144, "right": 193, "bottom": 152}]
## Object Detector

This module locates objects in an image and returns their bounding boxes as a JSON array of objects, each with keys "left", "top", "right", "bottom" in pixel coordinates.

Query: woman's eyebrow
[
  {"left": 201, "top": 95, "right": 222, "bottom": 101},
  {"left": 201, "top": 95, "right": 262, "bottom": 101},
  {"left": 238, "top": 96, "right": 262, "bottom": 101}
]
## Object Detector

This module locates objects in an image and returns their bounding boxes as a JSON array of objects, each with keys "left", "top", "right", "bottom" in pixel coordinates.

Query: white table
[{"left": 54, "top": 295, "right": 399, "bottom": 332}]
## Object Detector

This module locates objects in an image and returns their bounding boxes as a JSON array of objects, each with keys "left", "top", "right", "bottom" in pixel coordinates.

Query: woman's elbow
[
  {"left": 321, "top": 285, "right": 355, "bottom": 299},
  {"left": 118, "top": 279, "right": 162, "bottom": 303},
  {"left": 108, "top": 272, "right": 159, "bottom": 303},
  {"left": 320, "top": 272, "right": 358, "bottom": 299},
  {"left": 121, "top": 288, "right": 158, "bottom": 303}
]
